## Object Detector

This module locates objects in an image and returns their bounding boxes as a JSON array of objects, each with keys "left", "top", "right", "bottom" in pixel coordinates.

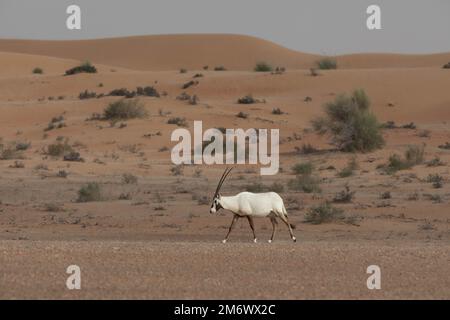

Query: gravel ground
[{"left": 0, "top": 240, "right": 448, "bottom": 299}]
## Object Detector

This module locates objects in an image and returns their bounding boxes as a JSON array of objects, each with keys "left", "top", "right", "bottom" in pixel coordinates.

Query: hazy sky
[{"left": 0, "top": 0, "right": 449, "bottom": 54}]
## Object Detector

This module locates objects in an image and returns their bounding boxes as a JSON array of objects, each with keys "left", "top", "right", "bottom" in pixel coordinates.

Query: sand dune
[{"left": 1, "top": 34, "right": 450, "bottom": 71}]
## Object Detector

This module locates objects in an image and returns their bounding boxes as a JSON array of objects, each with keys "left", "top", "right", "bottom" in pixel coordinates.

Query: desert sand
[{"left": 0, "top": 34, "right": 449, "bottom": 299}]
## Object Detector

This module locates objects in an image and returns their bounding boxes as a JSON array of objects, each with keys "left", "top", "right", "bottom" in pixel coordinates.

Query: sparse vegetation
[
  {"left": 338, "top": 156, "right": 358, "bottom": 178},
  {"left": 427, "top": 174, "right": 444, "bottom": 189},
  {"left": 32, "top": 67, "right": 43, "bottom": 74},
  {"left": 333, "top": 185, "right": 355, "bottom": 203},
  {"left": 77, "top": 183, "right": 102, "bottom": 202},
  {"left": 292, "top": 162, "right": 313, "bottom": 175},
  {"left": 237, "top": 95, "right": 259, "bottom": 104},
  {"left": 167, "top": 117, "right": 188, "bottom": 127},
  {"left": 45, "top": 141, "right": 74, "bottom": 157},
  {"left": 382, "top": 145, "right": 425, "bottom": 174},
  {"left": 79, "top": 90, "right": 97, "bottom": 100},
  {"left": 312, "top": 89, "right": 384, "bottom": 152},
  {"left": 316, "top": 57, "right": 337, "bottom": 70},
  {"left": 288, "top": 174, "right": 321, "bottom": 193},
  {"left": 214, "top": 66, "right": 227, "bottom": 71},
  {"left": 254, "top": 62, "right": 273, "bottom": 72},
  {"left": 272, "top": 108, "right": 284, "bottom": 115},
  {"left": 103, "top": 99, "right": 148, "bottom": 120},
  {"left": 236, "top": 112, "right": 249, "bottom": 119},
  {"left": 65, "top": 61, "right": 97, "bottom": 75},
  {"left": 122, "top": 173, "right": 138, "bottom": 184},
  {"left": 304, "top": 202, "right": 344, "bottom": 224}
]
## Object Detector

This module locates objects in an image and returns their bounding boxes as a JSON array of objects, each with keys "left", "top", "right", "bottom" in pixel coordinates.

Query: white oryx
[{"left": 210, "top": 167, "right": 296, "bottom": 243}]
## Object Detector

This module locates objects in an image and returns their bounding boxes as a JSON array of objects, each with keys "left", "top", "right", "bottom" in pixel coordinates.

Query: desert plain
[{"left": 0, "top": 34, "right": 449, "bottom": 299}]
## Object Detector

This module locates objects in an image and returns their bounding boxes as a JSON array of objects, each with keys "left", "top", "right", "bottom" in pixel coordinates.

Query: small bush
[
  {"left": 443, "top": 62, "right": 450, "bottom": 69},
  {"left": 312, "top": 89, "right": 384, "bottom": 152},
  {"left": 427, "top": 174, "right": 444, "bottom": 189},
  {"left": 32, "top": 67, "right": 43, "bottom": 74},
  {"left": 438, "top": 142, "right": 450, "bottom": 150},
  {"left": 338, "top": 157, "right": 358, "bottom": 178},
  {"left": 103, "top": 99, "right": 147, "bottom": 120},
  {"left": 179, "top": 68, "right": 187, "bottom": 74},
  {"left": 426, "top": 157, "right": 445, "bottom": 167},
  {"left": 77, "top": 183, "right": 102, "bottom": 202},
  {"left": 237, "top": 95, "right": 259, "bottom": 104},
  {"left": 297, "top": 143, "right": 318, "bottom": 154},
  {"left": 79, "top": 90, "right": 97, "bottom": 100},
  {"left": 254, "top": 62, "right": 273, "bottom": 72},
  {"left": 167, "top": 117, "right": 188, "bottom": 127},
  {"left": 63, "top": 151, "right": 83, "bottom": 162},
  {"left": 383, "top": 145, "right": 425, "bottom": 174},
  {"left": 65, "top": 61, "right": 97, "bottom": 75},
  {"left": 316, "top": 57, "right": 337, "bottom": 70},
  {"left": 292, "top": 162, "right": 313, "bottom": 175},
  {"left": 214, "top": 66, "right": 227, "bottom": 71},
  {"left": 122, "top": 173, "right": 138, "bottom": 184},
  {"left": 333, "top": 185, "right": 355, "bottom": 203},
  {"left": 272, "top": 108, "right": 284, "bottom": 115},
  {"left": 46, "top": 141, "right": 74, "bottom": 157},
  {"left": 380, "top": 191, "right": 391, "bottom": 199},
  {"left": 236, "top": 112, "right": 248, "bottom": 119},
  {"left": 288, "top": 174, "right": 321, "bottom": 193},
  {"left": 304, "top": 202, "right": 344, "bottom": 224}
]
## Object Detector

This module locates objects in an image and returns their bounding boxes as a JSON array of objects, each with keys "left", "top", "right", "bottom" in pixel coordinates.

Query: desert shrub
[
  {"left": 383, "top": 145, "right": 425, "bottom": 174},
  {"left": 316, "top": 57, "right": 337, "bottom": 70},
  {"left": 292, "top": 162, "right": 313, "bottom": 175},
  {"left": 236, "top": 112, "right": 248, "bottom": 119},
  {"left": 426, "top": 157, "right": 445, "bottom": 167},
  {"left": 189, "top": 95, "right": 199, "bottom": 105},
  {"left": 237, "top": 95, "right": 260, "bottom": 104},
  {"left": 77, "top": 183, "right": 102, "bottom": 202},
  {"left": 167, "top": 117, "right": 187, "bottom": 127},
  {"left": 65, "top": 61, "right": 97, "bottom": 75},
  {"left": 427, "top": 174, "right": 444, "bottom": 189},
  {"left": 297, "top": 143, "right": 318, "bottom": 154},
  {"left": 312, "top": 89, "right": 384, "bottom": 152},
  {"left": 338, "top": 156, "right": 358, "bottom": 178},
  {"left": 63, "top": 151, "right": 83, "bottom": 162},
  {"left": 179, "top": 68, "right": 187, "bottom": 74},
  {"left": 304, "top": 202, "right": 344, "bottom": 224},
  {"left": 32, "top": 67, "right": 43, "bottom": 74},
  {"left": 288, "top": 174, "right": 321, "bottom": 193},
  {"left": 443, "top": 62, "right": 450, "bottom": 69},
  {"left": 0, "top": 143, "right": 24, "bottom": 160},
  {"left": 15, "top": 142, "right": 31, "bottom": 151},
  {"left": 10, "top": 161, "right": 25, "bottom": 168},
  {"left": 254, "top": 62, "right": 273, "bottom": 72},
  {"left": 176, "top": 92, "right": 191, "bottom": 101},
  {"left": 214, "top": 66, "right": 227, "bottom": 71},
  {"left": 268, "top": 182, "right": 284, "bottom": 193},
  {"left": 379, "top": 191, "right": 391, "bottom": 200},
  {"left": 122, "top": 173, "right": 138, "bottom": 184},
  {"left": 79, "top": 90, "right": 97, "bottom": 100},
  {"left": 333, "top": 185, "right": 355, "bottom": 203},
  {"left": 108, "top": 88, "right": 136, "bottom": 98},
  {"left": 402, "top": 122, "right": 416, "bottom": 129},
  {"left": 171, "top": 165, "right": 184, "bottom": 176},
  {"left": 103, "top": 99, "right": 147, "bottom": 120},
  {"left": 405, "top": 144, "right": 425, "bottom": 164},
  {"left": 438, "top": 142, "right": 450, "bottom": 150},
  {"left": 46, "top": 141, "right": 74, "bottom": 157},
  {"left": 135, "top": 86, "right": 160, "bottom": 97},
  {"left": 182, "top": 80, "right": 198, "bottom": 89},
  {"left": 272, "top": 108, "right": 284, "bottom": 115}
]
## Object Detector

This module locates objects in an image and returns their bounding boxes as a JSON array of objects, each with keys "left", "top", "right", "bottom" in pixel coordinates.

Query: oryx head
[{"left": 210, "top": 167, "right": 233, "bottom": 214}]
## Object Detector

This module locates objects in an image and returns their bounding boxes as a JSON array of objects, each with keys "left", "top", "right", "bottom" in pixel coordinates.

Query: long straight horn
[{"left": 214, "top": 167, "right": 233, "bottom": 197}]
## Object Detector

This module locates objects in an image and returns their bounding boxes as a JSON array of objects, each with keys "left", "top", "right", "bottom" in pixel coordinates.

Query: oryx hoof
[
  {"left": 253, "top": 238, "right": 258, "bottom": 243},
  {"left": 268, "top": 239, "right": 273, "bottom": 244},
  {"left": 222, "top": 239, "right": 227, "bottom": 244},
  {"left": 292, "top": 237, "right": 297, "bottom": 243}
]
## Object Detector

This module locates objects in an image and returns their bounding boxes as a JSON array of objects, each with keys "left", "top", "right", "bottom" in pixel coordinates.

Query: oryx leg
[
  {"left": 279, "top": 214, "right": 296, "bottom": 243},
  {"left": 246, "top": 216, "right": 257, "bottom": 243},
  {"left": 223, "top": 215, "right": 239, "bottom": 243},
  {"left": 269, "top": 216, "right": 278, "bottom": 243}
]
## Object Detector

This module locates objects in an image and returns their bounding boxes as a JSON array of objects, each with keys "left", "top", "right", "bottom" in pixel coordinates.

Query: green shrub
[
  {"left": 316, "top": 57, "right": 337, "bottom": 70},
  {"left": 167, "top": 117, "right": 188, "bottom": 127},
  {"left": 254, "top": 62, "right": 273, "bottom": 72},
  {"left": 77, "top": 183, "right": 102, "bottom": 202},
  {"left": 292, "top": 162, "right": 313, "bottom": 175},
  {"left": 65, "top": 61, "right": 97, "bottom": 75},
  {"left": 32, "top": 67, "right": 43, "bottom": 74},
  {"left": 383, "top": 145, "right": 425, "bottom": 174},
  {"left": 304, "top": 202, "right": 344, "bottom": 224},
  {"left": 46, "top": 141, "right": 74, "bottom": 157},
  {"left": 288, "top": 174, "right": 321, "bottom": 193},
  {"left": 103, "top": 99, "right": 147, "bottom": 120},
  {"left": 312, "top": 89, "right": 384, "bottom": 152},
  {"left": 338, "top": 156, "right": 358, "bottom": 177}
]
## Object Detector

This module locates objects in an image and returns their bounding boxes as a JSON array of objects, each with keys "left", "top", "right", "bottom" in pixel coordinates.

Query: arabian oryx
[{"left": 210, "top": 167, "right": 296, "bottom": 243}]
